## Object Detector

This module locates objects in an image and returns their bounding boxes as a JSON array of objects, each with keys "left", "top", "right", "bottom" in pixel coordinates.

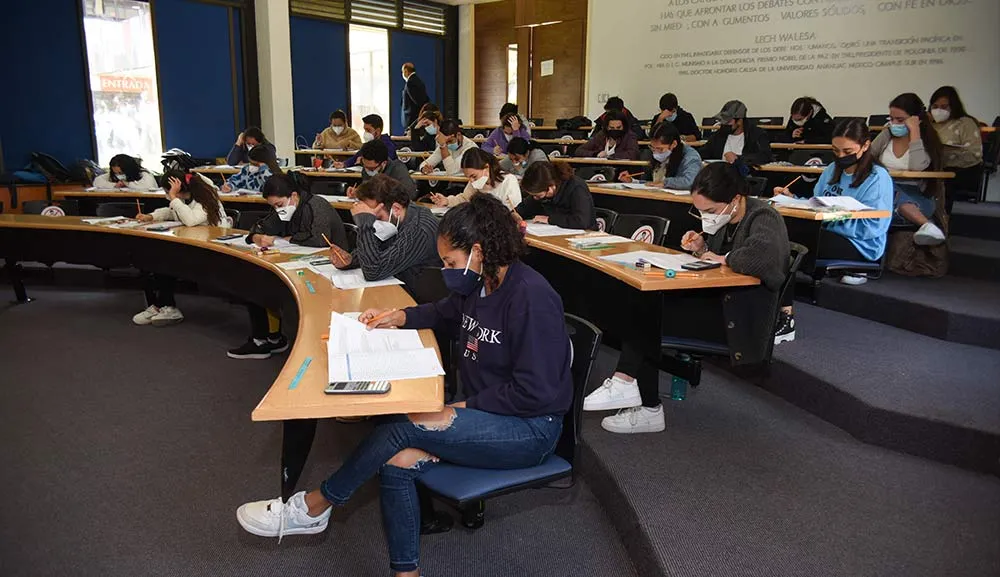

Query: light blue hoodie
[{"left": 813, "top": 163, "right": 893, "bottom": 261}]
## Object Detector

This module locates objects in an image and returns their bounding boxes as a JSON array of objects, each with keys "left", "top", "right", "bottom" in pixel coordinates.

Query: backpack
[
  {"left": 29, "top": 152, "right": 74, "bottom": 183},
  {"left": 556, "top": 116, "right": 591, "bottom": 131},
  {"left": 161, "top": 148, "right": 214, "bottom": 172},
  {"left": 69, "top": 159, "right": 103, "bottom": 185}
]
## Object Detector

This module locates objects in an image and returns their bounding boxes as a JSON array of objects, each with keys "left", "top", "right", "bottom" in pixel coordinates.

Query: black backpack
[
  {"left": 556, "top": 116, "right": 591, "bottom": 131},
  {"left": 29, "top": 152, "right": 74, "bottom": 183}
]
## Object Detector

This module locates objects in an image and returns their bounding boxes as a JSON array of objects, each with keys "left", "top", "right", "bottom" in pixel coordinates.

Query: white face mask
[
  {"left": 332, "top": 126, "right": 344, "bottom": 135},
  {"left": 247, "top": 165, "right": 260, "bottom": 174},
  {"left": 471, "top": 175, "right": 489, "bottom": 190},
  {"left": 362, "top": 131, "right": 375, "bottom": 143},
  {"left": 372, "top": 211, "right": 398, "bottom": 241},
  {"left": 930, "top": 108, "right": 950, "bottom": 123},
  {"left": 792, "top": 117, "right": 807, "bottom": 127},
  {"left": 114, "top": 173, "right": 128, "bottom": 181},
  {"left": 698, "top": 200, "right": 735, "bottom": 235},
  {"left": 276, "top": 201, "right": 297, "bottom": 222},
  {"left": 504, "top": 133, "right": 514, "bottom": 141}
]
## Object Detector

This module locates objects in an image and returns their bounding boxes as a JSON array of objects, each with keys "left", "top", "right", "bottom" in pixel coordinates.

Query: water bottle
[{"left": 670, "top": 375, "right": 688, "bottom": 401}]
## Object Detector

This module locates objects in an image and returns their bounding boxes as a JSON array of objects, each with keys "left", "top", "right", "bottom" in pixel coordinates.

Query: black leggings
[
  {"left": 246, "top": 304, "right": 282, "bottom": 340},
  {"left": 143, "top": 274, "right": 176, "bottom": 308},
  {"left": 782, "top": 229, "right": 867, "bottom": 307}
]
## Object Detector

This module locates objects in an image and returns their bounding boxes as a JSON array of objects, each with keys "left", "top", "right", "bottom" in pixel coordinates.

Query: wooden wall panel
[
  {"left": 474, "top": 0, "right": 516, "bottom": 124},
  {"left": 529, "top": 18, "right": 586, "bottom": 123}
]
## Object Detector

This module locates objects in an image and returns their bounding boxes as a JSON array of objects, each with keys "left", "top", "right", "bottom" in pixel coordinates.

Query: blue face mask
[
  {"left": 652, "top": 149, "right": 671, "bottom": 163},
  {"left": 888, "top": 123, "right": 909, "bottom": 138},
  {"left": 447, "top": 142, "right": 460, "bottom": 152},
  {"left": 665, "top": 112, "right": 678, "bottom": 122},
  {"left": 425, "top": 125, "right": 438, "bottom": 136},
  {"left": 442, "top": 257, "right": 482, "bottom": 296}
]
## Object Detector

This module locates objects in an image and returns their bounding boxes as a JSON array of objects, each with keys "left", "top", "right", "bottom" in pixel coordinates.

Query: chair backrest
[
  {"left": 555, "top": 314, "right": 602, "bottom": 465},
  {"left": 574, "top": 166, "right": 614, "bottom": 183},
  {"left": 237, "top": 209, "right": 269, "bottom": 231},
  {"left": 224, "top": 208, "right": 241, "bottom": 228},
  {"left": 788, "top": 150, "right": 834, "bottom": 166},
  {"left": 612, "top": 213, "right": 670, "bottom": 246},
  {"left": 594, "top": 207, "right": 619, "bottom": 233},
  {"left": 833, "top": 116, "right": 864, "bottom": 126},
  {"left": 22, "top": 200, "right": 48, "bottom": 215},
  {"left": 344, "top": 222, "right": 359, "bottom": 251},
  {"left": 768, "top": 242, "right": 809, "bottom": 361},
  {"left": 311, "top": 180, "right": 347, "bottom": 197},
  {"left": 701, "top": 116, "right": 719, "bottom": 127},
  {"left": 527, "top": 117, "right": 543, "bottom": 126},
  {"left": 983, "top": 116, "right": 1000, "bottom": 172},
  {"left": 868, "top": 114, "right": 890, "bottom": 127},
  {"left": 745, "top": 176, "right": 768, "bottom": 197},
  {"left": 96, "top": 202, "right": 140, "bottom": 218},
  {"left": 748, "top": 116, "right": 783, "bottom": 126},
  {"left": 405, "top": 265, "right": 449, "bottom": 305},
  {"left": 22, "top": 199, "right": 80, "bottom": 216}
]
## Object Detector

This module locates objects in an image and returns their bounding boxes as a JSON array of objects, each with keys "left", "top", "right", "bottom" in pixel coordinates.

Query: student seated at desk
[
  {"left": 481, "top": 112, "right": 531, "bottom": 156},
  {"left": 228, "top": 175, "right": 349, "bottom": 359},
  {"left": 773, "top": 118, "right": 892, "bottom": 336},
  {"left": 418, "top": 119, "right": 478, "bottom": 176},
  {"left": 499, "top": 137, "right": 548, "bottom": 176},
  {"left": 584, "top": 163, "right": 789, "bottom": 433},
  {"left": 327, "top": 174, "right": 441, "bottom": 286},
  {"left": 784, "top": 96, "right": 833, "bottom": 144},
  {"left": 650, "top": 93, "right": 701, "bottom": 142},
  {"left": 406, "top": 102, "right": 439, "bottom": 135},
  {"left": 517, "top": 161, "right": 597, "bottom": 230},
  {"left": 430, "top": 148, "right": 522, "bottom": 210},
  {"left": 410, "top": 108, "right": 442, "bottom": 152},
  {"left": 617, "top": 121, "right": 702, "bottom": 190},
  {"left": 574, "top": 110, "right": 639, "bottom": 160},
  {"left": 337, "top": 114, "right": 398, "bottom": 168},
  {"left": 500, "top": 102, "right": 532, "bottom": 135},
  {"left": 593, "top": 96, "right": 646, "bottom": 140},
  {"left": 700, "top": 100, "right": 773, "bottom": 169},
  {"left": 929, "top": 85, "right": 984, "bottom": 214},
  {"left": 237, "top": 194, "right": 572, "bottom": 577},
  {"left": 313, "top": 109, "right": 362, "bottom": 150},
  {"left": 132, "top": 170, "right": 229, "bottom": 327},
  {"left": 221, "top": 146, "right": 281, "bottom": 194},
  {"left": 873, "top": 93, "right": 945, "bottom": 245},
  {"left": 347, "top": 139, "right": 417, "bottom": 199},
  {"left": 93, "top": 154, "right": 158, "bottom": 190},
  {"left": 226, "top": 126, "right": 276, "bottom": 166}
]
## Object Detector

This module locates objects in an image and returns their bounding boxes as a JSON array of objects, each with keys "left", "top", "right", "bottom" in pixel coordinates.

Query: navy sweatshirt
[{"left": 402, "top": 260, "right": 573, "bottom": 417}]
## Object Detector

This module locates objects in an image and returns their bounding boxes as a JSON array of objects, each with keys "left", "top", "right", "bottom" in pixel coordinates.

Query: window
[
  {"left": 403, "top": 0, "right": 446, "bottom": 35},
  {"left": 349, "top": 24, "right": 391, "bottom": 133},
  {"left": 507, "top": 44, "right": 518, "bottom": 104},
  {"left": 82, "top": 0, "right": 162, "bottom": 170}
]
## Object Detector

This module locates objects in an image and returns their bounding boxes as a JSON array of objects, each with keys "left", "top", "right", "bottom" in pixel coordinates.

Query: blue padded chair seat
[
  {"left": 814, "top": 258, "right": 881, "bottom": 271},
  {"left": 661, "top": 336, "right": 729, "bottom": 355},
  {"left": 417, "top": 455, "right": 572, "bottom": 504}
]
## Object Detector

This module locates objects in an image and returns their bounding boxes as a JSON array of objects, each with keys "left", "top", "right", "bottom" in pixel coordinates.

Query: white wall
[
  {"left": 586, "top": 0, "right": 999, "bottom": 122},
  {"left": 458, "top": 5, "right": 476, "bottom": 124}
]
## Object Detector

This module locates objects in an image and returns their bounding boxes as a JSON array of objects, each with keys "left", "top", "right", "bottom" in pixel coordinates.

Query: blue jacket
[
  {"left": 403, "top": 260, "right": 573, "bottom": 417},
  {"left": 642, "top": 143, "right": 702, "bottom": 190},
  {"left": 813, "top": 164, "right": 893, "bottom": 261},
  {"left": 225, "top": 164, "right": 273, "bottom": 192}
]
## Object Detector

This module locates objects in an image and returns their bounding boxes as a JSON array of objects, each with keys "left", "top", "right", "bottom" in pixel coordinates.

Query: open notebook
[{"left": 770, "top": 195, "right": 874, "bottom": 211}]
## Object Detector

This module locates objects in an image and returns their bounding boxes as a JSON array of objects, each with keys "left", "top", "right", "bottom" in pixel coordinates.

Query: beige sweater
[
  {"left": 150, "top": 197, "right": 230, "bottom": 227},
  {"left": 932, "top": 117, "right": 983, "bottom": 169},
  {"left": 314, "top": 126, "right": 362, "bottom": 150}
]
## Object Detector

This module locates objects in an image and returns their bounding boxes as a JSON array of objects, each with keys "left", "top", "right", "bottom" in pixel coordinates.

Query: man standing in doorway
[{"left": 401, "top": 62, "right": 429, "bottom": 133}]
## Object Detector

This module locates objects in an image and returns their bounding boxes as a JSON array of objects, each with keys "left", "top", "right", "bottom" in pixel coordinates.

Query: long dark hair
[
  {"left": 162, "top": 169, "right": 222, "bottom": 226},
  {"left": 831, "top": 118, "right": 876, "bottom": 189},
  {"left": 109, "top": 154, "right": 143, "bottom": 181},
  {"left": 249, "top": 145, "right": 282, "bottom": 175},
  {"left": 929, "top": 85, "right": 975, "bottom": 122},
  {"left": 649, "top": 121, "right": 684, "bottom": 177},
  {"left": 790, "top": 96, "right": 823, "bottom": 117},
  {"left": 438, "top": 194, "right": 524, "bottom": 291},
  {"left": 461, "top": 148, "right": 504, "bottom": 187},
  {"left": 691, "top": 162, "right": 747, "bottom": 203},
  {"left": 506, "top": 137, "right": 540, "bottom": 156},
  {"left": 521, "top": 161, "right": 574, "bottom": 194},
  {"left": 888, "top": 93, "right": 942, "bottom": 170}
]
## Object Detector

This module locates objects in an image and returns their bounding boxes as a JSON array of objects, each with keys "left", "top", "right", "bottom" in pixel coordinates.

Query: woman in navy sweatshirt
[{"left": 236, "top": 194, "right": 573, "bottom": 577}]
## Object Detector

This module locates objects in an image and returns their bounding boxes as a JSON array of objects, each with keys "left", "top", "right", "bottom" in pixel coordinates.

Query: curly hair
[
  {"left": 437, "top": 194, "right": 524, "bottom": 290},
  {"left": 109, "top": 154, "right": 143, "bottom": 181},
  {"left": 162, "top": 169, "right": 222, "bottom": 226}
]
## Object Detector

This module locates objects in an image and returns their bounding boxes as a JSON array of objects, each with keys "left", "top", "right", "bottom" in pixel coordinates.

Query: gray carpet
[
  {"left": 0, "top": 287, "right": 636, "bottom": 577},
  {"left": 582, "top": 346, "right": 1000, "bottom": 577}
]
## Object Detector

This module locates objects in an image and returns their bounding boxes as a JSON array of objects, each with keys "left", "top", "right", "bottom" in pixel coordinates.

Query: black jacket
[
  {"left": 704, "top": 197, "right": 789, "bottom": 365},
  {"left": 226, "top": 140, "right": 276, "bottom": 166},
  {"left": 650, "top": 106, "right": 702, "bottom": 140},
  {"left": 783, "top": 106, "right": 834, "bottom": 144},
  {"left": 361, "top": 159, "right": 418, "bottom": 200},
  {"left": 593, "top": 108, "right": 647, "bottom": 140},
  {"left": 245, "top": 189, "right": 348, "bottom": 249},
  {"left": 409, "top": 127, "right": 437, "bottom": 152},
  {"left": 401, "top": 73, "right": 429, "bottom": 130},
  {"left": 516, "top": 176, "right": 597, "bottom": 230},
  {"left": 701, "top": 120, "right": 774, "bottom": 167}
]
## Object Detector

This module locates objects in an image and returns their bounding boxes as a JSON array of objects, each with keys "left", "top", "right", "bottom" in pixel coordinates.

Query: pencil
[
  {"left": 135, "top": 199, "right": 142, "bottom": 216},
  {"left": 366, "top": 308, "right": 398, "bottom": 328},
  {"left": 321, "top": 233, "right": 346, "bottom": 266},
  {"left": 626, "top": 171, "right": 645, "bottom": 178},
  {"left": 784, "top": 175, "right": 802, "bottom": 189}
]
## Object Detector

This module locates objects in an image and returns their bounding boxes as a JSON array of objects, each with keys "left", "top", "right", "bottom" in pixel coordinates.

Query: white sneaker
[
  {"left": 237, "top": 491, "right": 330, "bottom": 540},
  {"left": 840, "top": 274, "right": 868, "bottom": 286},
  {"left": 584, "top": 376, "right": 641, "bottom": 411},
  {"left": 601, "top": 406, "right": 665, "bottom": 434},
  {"left": 132, "top": 305, "right": 160, "bottom": 326},
  {"left": 150, "top": 306, "right": 184, "bottom": 327},
  {"left": 913, "top": 222, "right": 946, "bottom": 246}
]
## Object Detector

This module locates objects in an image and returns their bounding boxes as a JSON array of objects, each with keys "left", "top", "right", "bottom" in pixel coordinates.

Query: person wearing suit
[{"left": 401, "top": 62, "right": 429, "bottom": 132}]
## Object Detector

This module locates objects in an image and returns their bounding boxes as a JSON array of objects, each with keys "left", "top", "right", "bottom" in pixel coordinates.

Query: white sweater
[
  {"left": 93, "top": 171, "right": 159, "bottom": 191},
  {"left": 419, "top": 137, "right": 479, "bottom": 176},
  {"left": 150, "top": 197, "right": 230, "bottom": 227},
  {"left": 446, "top": 174, "right": 523, "bottom": 209}
]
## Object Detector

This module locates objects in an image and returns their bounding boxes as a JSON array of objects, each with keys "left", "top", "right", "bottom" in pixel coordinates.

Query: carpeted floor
[
  {"left": 0, "top": 287, "right": 636, "bottom": 577},
  {"left": 582, "top": 346, "right": 1000, "bottom": 577}
]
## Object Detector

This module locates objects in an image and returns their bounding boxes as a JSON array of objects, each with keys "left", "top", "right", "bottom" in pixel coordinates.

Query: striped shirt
[{"left": 351, "top": 204, "right": 441, "bottom": 285}]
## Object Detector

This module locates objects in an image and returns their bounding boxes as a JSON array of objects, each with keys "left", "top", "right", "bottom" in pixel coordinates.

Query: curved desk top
[{"left": 0, "top": 214, "right": 443, "bottom": 422}]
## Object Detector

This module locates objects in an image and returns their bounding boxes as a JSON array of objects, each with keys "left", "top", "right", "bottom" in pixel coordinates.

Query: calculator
[{"left": 324, "top": 380, "right": 391, "bottom": 394}]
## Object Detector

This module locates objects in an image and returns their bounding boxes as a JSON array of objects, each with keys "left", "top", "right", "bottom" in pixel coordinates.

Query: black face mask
[
  {"left": 606, "top": 129, "right": 625, "bottom": 139},
  {"left": 835, "top": 153, "right": 861, "bottom": 169}
]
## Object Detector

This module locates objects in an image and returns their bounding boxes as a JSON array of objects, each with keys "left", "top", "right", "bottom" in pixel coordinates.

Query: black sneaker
[
  {"left": 774, "top": 311, "right": 796, "bottom": 345},
  {"left": 265, "top": 333, "right": 289, "bottom": 354},
  {"left": 227, "top": 339, "right": 273, "bottom": 360}
]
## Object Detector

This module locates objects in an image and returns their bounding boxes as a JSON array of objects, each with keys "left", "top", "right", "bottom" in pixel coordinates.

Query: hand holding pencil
[
  {"left": 359, "top": 308, "right": 405, "bottom": 330},
  {"left": 322, "top": 233, "right": 352, "bottom": 268}
]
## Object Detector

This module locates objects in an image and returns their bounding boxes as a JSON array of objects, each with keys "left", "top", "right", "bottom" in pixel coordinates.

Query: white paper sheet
[
  {"left": 567, "top": 234, "right": 633, "bottom": 247},
  {"left": 318, "top": 194, "right": 358, "bottom": 203},
  {"left": 601, "top": 250, "right": 699, "bottom": 270},
  {"left": 327, "top": 312, "right": 424, "bottom": 354},
  {"left": 524, "top": 222, "right": 586, "bottom": 237},
  {"left": 768, "top": 195, "right": 815, "bottom": 209},
  {"left": 811, "top": 196, "right": 874, "bottom": 211},
  {"left": 276, "top": 260, "right": 314, "bottom": 271},
  {"left": 328, "top": 348, "right": 445, "bottom": 383},
  {"left": 430, "top": 207, "right": 450, "bottom": 216},
  {"left": 309, "top": 262, "right": 405, "bottom": 289},
  {"left": 82, "top": 216, "right": 131, "bottom": 225}
]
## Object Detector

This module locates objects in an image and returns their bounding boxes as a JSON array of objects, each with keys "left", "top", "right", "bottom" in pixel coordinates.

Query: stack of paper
[
  {"left": 82, "top": 216, "right": 132, "bottom": 226},
  {"left": 327, "top": 312, "right": 444, "bottom": 382},
  {"left": 770, "top": 195, "right": 873, "bottom": 211},
  {"left": 524, "top": 222, "right": 585, "bottom": 237},
  {"left": 324, "top": 165, "right": 363, "bottom": 173},
  {"left": 600, "top": 250, "right": 700, "bottom": 271},
  {"left": 567, "top": 233, "right": 632, "bottom": 248},
  {"left": 307, "top": 259, "right": 405, "bottom": 289}
]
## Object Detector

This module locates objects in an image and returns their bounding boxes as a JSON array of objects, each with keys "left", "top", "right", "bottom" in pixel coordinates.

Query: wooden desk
[
  {"left": 701, "top": 124, "right": 784, "bottom": 131},
  {"left": 293, "top": 149, "right": 357, "bottom": 157},
  {"left": 757, "top": 164, "right": 955, "bottom": 179},
  {"left": 770, "top": 143, "right": 833, "bottom": 151},
  {"left": 551, "top": 157, "right": 649, "bottom": 167},
  {"left": 193, "top": 165, "right": 239, "bottom": 175},
  {"left": 0, "top": 214, "right": 443, "bottom": 500}
]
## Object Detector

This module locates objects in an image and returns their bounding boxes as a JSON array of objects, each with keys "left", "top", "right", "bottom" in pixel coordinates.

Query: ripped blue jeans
[{"left": 320, "top": 408, "right": 562, "bottom": 573}]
